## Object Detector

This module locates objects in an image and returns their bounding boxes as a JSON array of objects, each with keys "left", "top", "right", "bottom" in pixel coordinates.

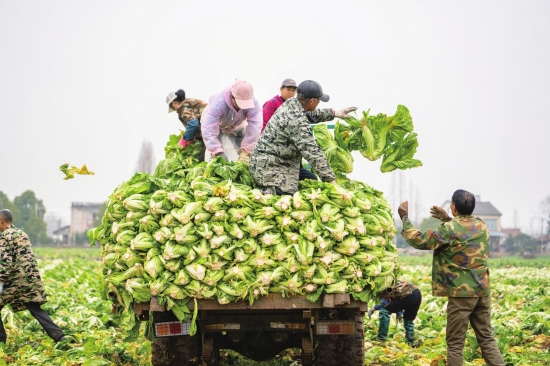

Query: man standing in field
[
  {"left": 398, "top": 190, "right": 505, "bottom": 366},
  {"left": 0, "top": 209, "right": 66, "bottom": 344}
]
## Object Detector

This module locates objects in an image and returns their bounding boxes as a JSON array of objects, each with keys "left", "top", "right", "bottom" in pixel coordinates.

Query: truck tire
[
  {"left": 151, "top": 334, "right": 200, "bottom": 366},
  {"left": 313, "top": 314, "right": 365, "bottom": 366}
]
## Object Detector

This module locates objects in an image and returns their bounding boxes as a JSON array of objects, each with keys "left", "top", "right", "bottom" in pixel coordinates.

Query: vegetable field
[{"left": 0, "top": 249, "right": 548, "bottom": 366}]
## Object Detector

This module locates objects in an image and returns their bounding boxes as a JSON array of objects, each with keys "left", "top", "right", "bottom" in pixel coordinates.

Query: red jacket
[{"left": 262, "top": 95, "right": 285, "bottom": 131}]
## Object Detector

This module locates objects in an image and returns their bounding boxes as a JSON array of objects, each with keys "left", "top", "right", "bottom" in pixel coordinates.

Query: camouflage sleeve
[
  {"left": 289, "top": 119, "right": 336, "bottom": 182},
  {"left": 178, "top": 99, "right": 208, "bottom": 125},
  {"left": 0, "top": 234, "right": 13, "bottom": 283},
  {"left": 401, "top": 216, "right": 451, "bottom": 250},
  {"left": 308, "top": 108, "right": 335, "bottom": 123}
]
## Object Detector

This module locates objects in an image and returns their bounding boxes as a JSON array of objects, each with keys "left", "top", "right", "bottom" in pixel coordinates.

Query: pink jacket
[
  {"left": 200, "top": 86, "right": 262, "bottom": 156},
  {"left": 262, "top": 95, "right": 284, "bottom": 131}
]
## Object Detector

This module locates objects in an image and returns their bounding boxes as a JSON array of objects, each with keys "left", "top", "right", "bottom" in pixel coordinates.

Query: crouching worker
[
  {"left": 201, "top": 79, "right": 262, "bottom": 163},
  {"left": 371, "top": 280, "right": 421, "bottom": 346},
  {"left": 166, "top": 89, "right": 208, "bottom": 156},
  {"left": 0, "top": 209, "right": 67, "bottom": 345}
]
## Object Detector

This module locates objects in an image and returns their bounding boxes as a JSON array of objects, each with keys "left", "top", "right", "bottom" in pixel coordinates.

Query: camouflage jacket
[
  {"left": 401, "top": 215, "right": 490, "bottom": 297},
  {"left": 0, "top": 225, "right": 47, "bottom": 311},
  {"left": 249, "top": 98, "right": 336, "bottom": 194},
  {"left": 176, "top": 98, "right": 208, "bottom": 126},
  {"left": 385, "top": 280, "right": 418, "bottom": 299}
]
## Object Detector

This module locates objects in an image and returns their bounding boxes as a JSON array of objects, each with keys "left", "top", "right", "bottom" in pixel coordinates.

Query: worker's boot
[
  {"left": 377, "top": 307, "right": 391, "bottom": 341},
  {"left": 404, "top": 319, "right": 415, "bottom": 346}
]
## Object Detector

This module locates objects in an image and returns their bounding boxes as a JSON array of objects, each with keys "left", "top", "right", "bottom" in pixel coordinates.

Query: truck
[{"left": 132, "top": 293, "right": 368, "bottom": 366}]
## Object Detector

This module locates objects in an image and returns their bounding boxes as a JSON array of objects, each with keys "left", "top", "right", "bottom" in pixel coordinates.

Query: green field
[{"left": 0, "top": 248, "right": 548, "bottom": 365}]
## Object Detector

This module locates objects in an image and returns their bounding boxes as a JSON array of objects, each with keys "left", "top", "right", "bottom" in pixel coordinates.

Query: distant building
[
  {"left": 535, "top": 234, "right": 550, "bottom": 254},
  {"left": 441, "top": 195, "right": 505, "bottom": 253},
  {"left": 53, "top": 225, "right": 70, "bottom": 244},
  {"left": 45, "top": 212, "right": 65, "bottom": 238},
  {"left": 69, "top": 202, "right": 102, "bottom": 244},
  {"left": 501, "top": 228, "right": 522, "bottom": 238}
]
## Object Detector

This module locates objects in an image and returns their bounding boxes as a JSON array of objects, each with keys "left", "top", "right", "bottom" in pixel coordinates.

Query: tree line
[{"left": 0, "top": 190, "right": 51, "bottom": 244}]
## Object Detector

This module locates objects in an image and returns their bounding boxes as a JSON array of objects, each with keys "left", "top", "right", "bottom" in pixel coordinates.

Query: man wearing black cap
[{"left": 249, "top": 80, "right": 356, "bottom": 195}]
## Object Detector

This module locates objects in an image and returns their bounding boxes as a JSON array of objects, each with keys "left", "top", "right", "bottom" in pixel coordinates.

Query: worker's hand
[
  {"left": 398, "top": 201, "right": 409, "bottom": 219},
  {"left": 329, "top": 180, "right": 337, "bottom": 185},
  {"left": 238, "top": 151, "right": 250, "bottom": 164},
  {"left": 430, "top": 206, "right": 451, "bottom": 222},
  {"left": 396, "top": 313, "right": 404, "bottom": 324},
  {"left": 177, "top": 138, "right": 192, "bottom": 149},
  {"left": 215, "top": 152, "right": 229, "bottom": 161},
  {"left": 367, "top": 308, "right": 374, "bottom": 319},
  {"left": 335, "top": 107, "right": 358, "bottom": 120}
]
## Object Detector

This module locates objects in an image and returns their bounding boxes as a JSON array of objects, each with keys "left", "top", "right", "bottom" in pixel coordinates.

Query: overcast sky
[{"left": 1, "top": 0, "right": 549, "bottom": 235}]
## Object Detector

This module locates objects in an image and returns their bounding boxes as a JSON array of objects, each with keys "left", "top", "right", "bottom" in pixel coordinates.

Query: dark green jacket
[{"left": 401, "top": 215, "right": 490, "bottom": 297}]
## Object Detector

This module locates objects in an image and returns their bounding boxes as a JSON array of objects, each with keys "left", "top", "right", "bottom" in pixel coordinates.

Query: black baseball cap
[{"left": 297, "top": 80, "right": 330, "bottom": 102}]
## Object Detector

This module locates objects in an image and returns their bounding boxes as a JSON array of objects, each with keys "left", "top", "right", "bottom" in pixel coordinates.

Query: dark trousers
[
  {"left": 446, "top": 297, "right": 505, "bottom": 366},
  {"left": 299, "top": 166, "right": 317, "bottom": 181},
  {"left": 274, "top": 166, "right": 317, "bottom": 196},
  {"left": 383, "top": 289, "right": 422, "bottom": 321},
  {"left": 0, "top": 302, "right": 65, "bottom": 342}
]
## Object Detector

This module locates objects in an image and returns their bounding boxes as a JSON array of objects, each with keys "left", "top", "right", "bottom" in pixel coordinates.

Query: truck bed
[{"left": 134, "top": 293, "right": 368, "bottom": 315}]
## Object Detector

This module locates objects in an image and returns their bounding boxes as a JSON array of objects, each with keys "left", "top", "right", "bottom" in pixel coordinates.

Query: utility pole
[{"left": 540, "top": 217, "right": 544, "bottom": 254}]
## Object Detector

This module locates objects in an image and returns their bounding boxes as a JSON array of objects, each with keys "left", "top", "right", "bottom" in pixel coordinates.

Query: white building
[{"left": 69, "top": 202, "right": 102, "bottom": 244}]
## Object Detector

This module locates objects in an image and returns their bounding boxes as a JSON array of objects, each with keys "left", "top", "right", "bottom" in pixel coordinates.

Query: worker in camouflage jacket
[
  {"left": 368, "top": 279, "right": 421, "bottom": 346},
  {"left": 166, "top": 89, "right": 208, "bottom": 151},
  {"left": 0, "top": 209, "right": 66, "bottom": 344},
  {"left": 398, "top": 190, "right": 505, "bottom": 366},
  {"left": 249, "top": 80, "right": 356, "bottom": 195}
]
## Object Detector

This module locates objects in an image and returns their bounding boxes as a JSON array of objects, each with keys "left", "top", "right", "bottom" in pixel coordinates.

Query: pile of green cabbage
[
  {"left": 88, "top": 134, "right": 400, "bottom": 327},
  {"left": 314, "top": 105, "right": 422, "bottom": 176}
]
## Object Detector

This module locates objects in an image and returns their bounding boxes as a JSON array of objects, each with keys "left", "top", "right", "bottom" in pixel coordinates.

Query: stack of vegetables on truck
[{"left": 87, "top": 104, "right": 421, "bottom": 339}]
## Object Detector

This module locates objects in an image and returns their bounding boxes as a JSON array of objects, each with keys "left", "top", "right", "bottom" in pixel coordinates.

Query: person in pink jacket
[
  {"left": 200, "top": 79, "right": 262, "bottom": 164},
  {"left": 262, "top": 78, "right": 297, "bottom": 131}
]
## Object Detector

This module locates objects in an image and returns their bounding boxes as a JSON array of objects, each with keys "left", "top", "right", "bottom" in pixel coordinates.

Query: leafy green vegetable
[{"left": 314, "top": 105, "right": 422, "bottom": 175}]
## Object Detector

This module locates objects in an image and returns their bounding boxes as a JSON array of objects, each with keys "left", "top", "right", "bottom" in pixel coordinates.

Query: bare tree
[{"left": 136, "top": 139, "right": 155, "bottom": 174}]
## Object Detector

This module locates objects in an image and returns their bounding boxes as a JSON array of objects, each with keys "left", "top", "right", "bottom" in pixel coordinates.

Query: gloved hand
[
  {"left": 215, "top": 152, "right": 229, "bottom": 161},
  {"left": 367, "top": 308, "right": 374, "bottom": 319},
  {"left": 334, "top": 107, "right": 358, "bottom": 119},
  {"left": 398, "top": 201, "right": 409, "bottom": 219},
  {"left": 396, "top": 313, "right": 404, "bottom": 324},
  {"left": 177, "top": 138, "right": 192, "bottom": 149},
  {"left": 430, "top": 206, "right": 451, "bottom": 222},
  {"left": 238, "top": 151, "right": 250, "bottom": 164}
]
